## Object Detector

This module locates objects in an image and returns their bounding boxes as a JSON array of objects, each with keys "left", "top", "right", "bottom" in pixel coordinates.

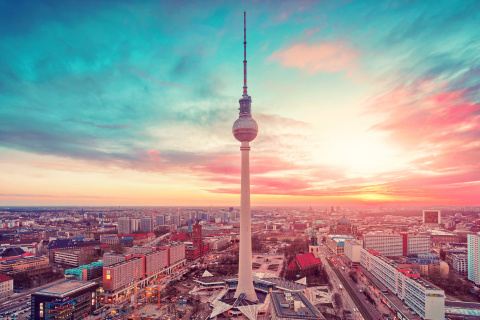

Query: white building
[
  {"left": 468, "top": 234, "right": 480, "bottom": 284},
  {"left": 363, "top": 234, "right": 403, "bottom": 256},
  {"left": 360, "top": 248, "right": 445, "bottom": 320},
  {"left": 363, "top": 233, "right": 430, "bottom": 256},
  {"left": 407, "top": 234, "right": 431, "bottom": 255},
  {"left": 344, "top": 239, "right": 362, "bottom": 263}
]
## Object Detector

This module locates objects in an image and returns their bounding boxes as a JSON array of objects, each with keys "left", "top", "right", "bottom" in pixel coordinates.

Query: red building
[
  {"left": 287, "top": 253, "right": 322, "bottom": 278},
  {"left": 185, "top": 224, "right": 209, "bottom": 260}
]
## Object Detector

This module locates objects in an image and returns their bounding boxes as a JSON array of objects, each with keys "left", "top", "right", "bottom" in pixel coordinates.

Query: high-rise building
[
  {"left": 118, "top": 217, "right": 130, "bottom": 235},
  {"left": 171, "top": 214, "right": 180, "bottom": 228},
  {"left": 232, "top": 11, "right": 258, "bottom": 302},
  {"left": 130, "top": 218, "right": 140, "bottom": 233},
  {"left": 468, "top": 234, "right": 480, "bottom": 284},
  {"left": 156, "top": 214, "right": 165, "bottom": 227},
  {"left": 140, "top": 216, "right": 153, "bottom": 232}
]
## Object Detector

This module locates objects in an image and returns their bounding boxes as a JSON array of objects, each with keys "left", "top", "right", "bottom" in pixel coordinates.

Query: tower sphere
[{"left": 232, "top": 115, "right": 258, "bottom": 142}]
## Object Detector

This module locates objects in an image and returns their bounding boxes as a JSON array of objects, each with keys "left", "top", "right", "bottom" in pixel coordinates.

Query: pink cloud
[{"left": 269, "top": 42, "right": 359, "bottom": 74}]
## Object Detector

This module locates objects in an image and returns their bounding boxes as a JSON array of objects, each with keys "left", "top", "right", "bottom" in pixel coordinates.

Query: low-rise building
[
  {"left": 65, "top": 261, "right": 103, "bottom": 281},
  {"left": 269, "top": 291, "right": 325, "bottom": 320},
  {"left": 53, "top": 248, "right": 96, "bottom": 267},
  {"left": 326, "top": 235, "right": 354, "bottom": 255},
  {"left": 31, "top": 280, "right": 99, "bottom": 320}
]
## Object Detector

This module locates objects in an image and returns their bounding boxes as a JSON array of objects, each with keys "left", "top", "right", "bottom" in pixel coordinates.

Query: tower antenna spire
[{"left": 243, "top": 11, "right": 247, "bottom": 96}]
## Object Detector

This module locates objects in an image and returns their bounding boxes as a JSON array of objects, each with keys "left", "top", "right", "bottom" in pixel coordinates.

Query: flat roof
[
  {"left": 270, "top": 291, "right": 325, "bottom": 319},
  {"left": 35, "top": 280, "right": 97, "bottom": 298}
]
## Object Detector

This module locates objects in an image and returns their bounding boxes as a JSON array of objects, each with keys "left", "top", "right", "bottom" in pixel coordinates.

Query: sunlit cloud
[{"left": 269, "top": 42, "right": 359, "bottom": 74}]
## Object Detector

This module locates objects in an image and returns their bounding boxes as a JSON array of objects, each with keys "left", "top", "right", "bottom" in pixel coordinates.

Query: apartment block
[
  {"left": 140, "top": 216, "right": 153, "bottom": 232},
  {"left": 103, "top": 253, "right": 132, "bottom": 267},
  {"left": 117, "top": 217, "right": 130, "bottom": 235},
  {"left": 155, "top": 214, "right": 165, "bottom": 227},
  {"left": 159, "top": 242, "right": 185, "bottom": 267},
  {"left": 407, "top": 234, "right": 431, "bottom": 255},
  {"left": 468, "top": 234, "right": 480, "bottom": 285},
  {"left": 54, "top": 249, "right": 96, "bottom": 267},
  {"left": 363, "top": 233, "right": 430, "bottom": 256},
  {"left": 360, "top": 248, "right": 444, "bottom": 320},
  {"left": 103, "top": 257, "right": 143, "bottom": 292},
  {"left": 145, "top": 249, "right": 168, "bottom": 275},
  {"left": 452, "top": 254, "right": 468, "bottom": 276}
]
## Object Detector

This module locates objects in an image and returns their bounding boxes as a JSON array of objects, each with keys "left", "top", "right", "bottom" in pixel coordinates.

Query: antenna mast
[{"left": 243, "top": 11, "right": 247, "bottom": 96}]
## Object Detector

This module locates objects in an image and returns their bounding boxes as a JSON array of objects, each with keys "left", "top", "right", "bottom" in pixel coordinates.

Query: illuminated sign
[
  {"left": 426, "top": 293, "right": 444, "bottom": 297},
  {"left": 106, "top": 275, "right": 111, "bottom": 280},
  {"left": 40, "top": 303, "right": 44, "bottom": 317}
]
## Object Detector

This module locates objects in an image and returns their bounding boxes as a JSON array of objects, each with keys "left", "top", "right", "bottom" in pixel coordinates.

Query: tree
[
  {"left": 439, "top": 248, "right": 446, "bottom": 260},
  {"left": 332, "top": 293, "right": 343, "bottom": 318},
  {"left": 112, "top": 242, "right": 125, "bottom": 254},
  {"left": 348, "top": 270, "right": 358, "bottom": 283}
]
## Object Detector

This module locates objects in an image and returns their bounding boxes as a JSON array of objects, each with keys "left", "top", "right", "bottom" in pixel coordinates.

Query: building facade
[
  {"left": 155, "top": 214, "right": 165, "bottom": 227},
  {"left": 468, "top": 234, "right": 480, "bottom": 285},
  {"left": 363, "top": 233, "right": 431, "bottom": 256},
  {"left": 31, "top": 280, "right": 99, "bottom": 320},
  {"left": 54, "top": 249, "right": 96, "bottom": 267},
  {"left": 0, "top": 274, "right": 13, "bottom": 301},
  {"left": 103, "top": 257, "right": 144, "bottom": 293},
  {"left": 344, "top": 239, "right": 362, "bottom": 263},
  {"left": 65, "top": 261, "right": 103, "bottom": 281},
  {"left": 360, "top": 248, "right": 445, "bottom": 320},
  {"left": 452, "top": 254, "right": 468, "bottom": 276},
  {"left": 140, "top": 216, "right": 153, "bottom": 232},
  {"left": 117, "top": 217, "right": 130, "bottom": 235}
]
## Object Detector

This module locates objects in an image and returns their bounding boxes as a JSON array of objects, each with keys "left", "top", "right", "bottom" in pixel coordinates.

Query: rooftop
[
  {"left": 35, "top": 280, "right": 98, "bottom": 298},
  {"left": 270, "top": 291, "right": 325, "bottom": 319}
]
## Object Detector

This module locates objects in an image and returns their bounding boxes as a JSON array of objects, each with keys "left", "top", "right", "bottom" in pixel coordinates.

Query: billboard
[{"left": 423, "top": 210, "right": 440, "bottom": 224}]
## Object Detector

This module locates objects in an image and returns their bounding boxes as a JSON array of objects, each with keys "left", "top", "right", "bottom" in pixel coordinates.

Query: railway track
[{"left": 328, "top": 259, "right": 376, "bottom": 320}]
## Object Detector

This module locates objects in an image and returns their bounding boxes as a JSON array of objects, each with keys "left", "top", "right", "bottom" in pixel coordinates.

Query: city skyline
[{"left": 1, "top": 1, "right": 479, "bottom": 206}]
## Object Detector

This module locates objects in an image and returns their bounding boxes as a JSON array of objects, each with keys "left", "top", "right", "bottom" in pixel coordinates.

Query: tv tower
[{"left": 232, "top": 11, "right": 258, "bottom": 302}]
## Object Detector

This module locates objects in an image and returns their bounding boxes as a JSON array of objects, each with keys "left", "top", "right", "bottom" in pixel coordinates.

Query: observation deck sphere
[{"left": 232, "top": 116, "right": 258, "bottom": 142}]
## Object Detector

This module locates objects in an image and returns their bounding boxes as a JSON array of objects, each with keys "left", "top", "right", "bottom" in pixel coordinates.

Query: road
[{"left": 318, "top": 244, "right": 382, "bottom": 320}]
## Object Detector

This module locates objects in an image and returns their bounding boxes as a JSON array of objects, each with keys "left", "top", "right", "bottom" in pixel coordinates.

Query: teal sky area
[{"left": 0, "top": 0, "right": 479, "bottom": 206}]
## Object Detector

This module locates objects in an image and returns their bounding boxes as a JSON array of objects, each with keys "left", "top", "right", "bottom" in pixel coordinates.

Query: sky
[{"left": 0, "top": 0, "right": 479, "bottom": 207}]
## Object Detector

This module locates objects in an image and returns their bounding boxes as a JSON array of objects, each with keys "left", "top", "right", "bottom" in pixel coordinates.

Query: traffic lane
[
  {"left": 1, "top": 300, "right": 30, "bottom": 314},
  {"left": 339, "top": 268, "right": 383, "bottom": 319}
]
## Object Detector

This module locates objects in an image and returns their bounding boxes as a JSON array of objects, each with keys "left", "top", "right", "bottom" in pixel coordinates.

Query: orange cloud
[{"left": 269, "top": 42, "right": 359, "bottom": 74}]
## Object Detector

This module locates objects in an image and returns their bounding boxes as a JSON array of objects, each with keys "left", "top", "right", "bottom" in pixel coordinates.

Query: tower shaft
[{"left": 234, "top": 141, "right": 257, "bottom": 301}]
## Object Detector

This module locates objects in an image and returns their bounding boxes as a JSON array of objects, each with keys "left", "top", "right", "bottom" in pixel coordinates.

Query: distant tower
[
  {"left": 309, "top": 222, "right": 319, "bottom": 258},
  {"left": 232, "top": 12, "right": 258, "bottom": 302},
  {"left": 193, "top": 223, "right": 203, "bottom": 253}
]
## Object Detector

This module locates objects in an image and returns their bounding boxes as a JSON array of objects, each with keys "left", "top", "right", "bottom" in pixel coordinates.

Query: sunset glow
[{"left": 0, "top": 1, "right": 479, "bottom": 206}]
